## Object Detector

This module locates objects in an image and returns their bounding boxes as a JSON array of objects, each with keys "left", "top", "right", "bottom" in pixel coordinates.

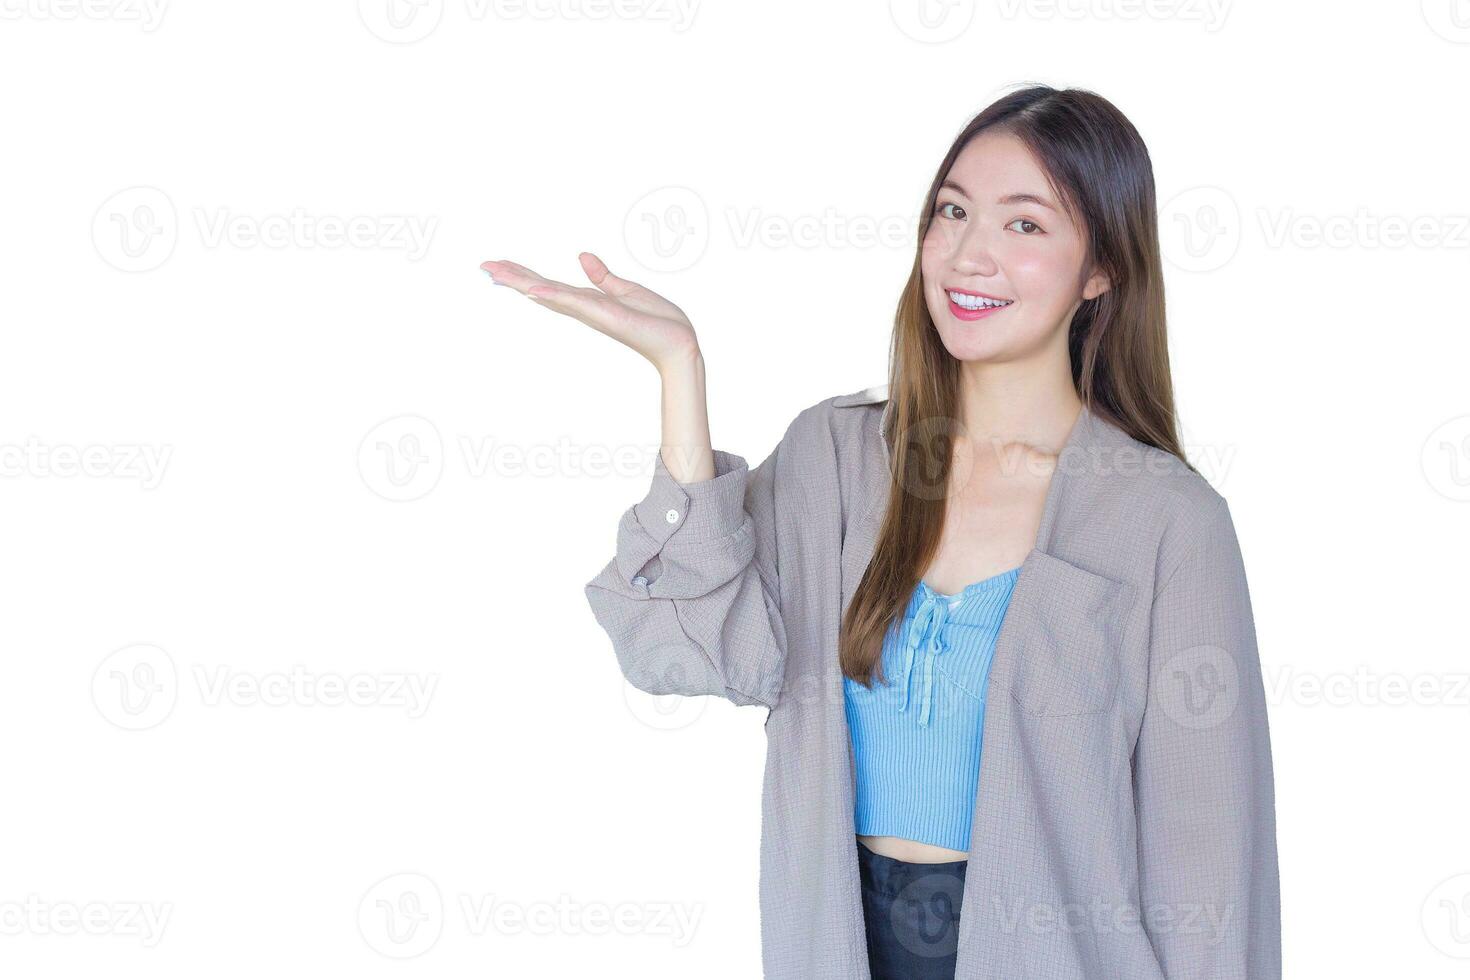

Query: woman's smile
[{"left": 945, "top": 287, "right": 1015, "bottom": 321}]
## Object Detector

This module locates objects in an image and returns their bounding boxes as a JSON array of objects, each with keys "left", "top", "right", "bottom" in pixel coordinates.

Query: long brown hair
[{"left": 840, "top": 84, "right": 1190, "bottom": 688}]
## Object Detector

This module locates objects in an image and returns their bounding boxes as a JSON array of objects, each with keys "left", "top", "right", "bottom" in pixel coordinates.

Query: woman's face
[{"left": 920, "top": 130, "right": 1109, "bottom": 364}]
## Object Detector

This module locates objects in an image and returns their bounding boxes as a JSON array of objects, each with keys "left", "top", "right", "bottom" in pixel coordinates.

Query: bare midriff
[{"left": 856, "top": 833, "right": 969, "bottom": 863}]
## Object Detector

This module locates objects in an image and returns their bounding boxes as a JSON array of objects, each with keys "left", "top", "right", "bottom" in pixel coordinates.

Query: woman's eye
[
  {"left": 1006, "top": 218, "right": 1042, "bottom": 234},
  {"left": 937, "top": 202, "right": 965, "bottom": 220}
]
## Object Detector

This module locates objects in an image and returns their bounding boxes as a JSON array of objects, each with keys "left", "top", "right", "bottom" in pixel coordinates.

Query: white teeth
[{"left": 947, "top": 290, "right": 1013, "bottom": 309}]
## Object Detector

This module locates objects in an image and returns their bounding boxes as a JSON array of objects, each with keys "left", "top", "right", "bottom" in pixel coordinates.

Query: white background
[{"left": 3, "top": 1, "right": 1468, "bottom": 976}]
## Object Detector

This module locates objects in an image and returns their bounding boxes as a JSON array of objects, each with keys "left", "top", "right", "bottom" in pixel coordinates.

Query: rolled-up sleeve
[
  {"left": 1132, "top": 496, "right": 1281, "bottom": 978},
  {"left": 584, "top": 443, "right": 787, "bottom": 709}
]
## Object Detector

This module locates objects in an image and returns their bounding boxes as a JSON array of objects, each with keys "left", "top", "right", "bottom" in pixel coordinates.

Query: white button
[
  {"left": 632, "top": 575, "right": 648, "bottom": 586},
  {"left": 665, "top": 509, "right": 680, "bottom": 524}
]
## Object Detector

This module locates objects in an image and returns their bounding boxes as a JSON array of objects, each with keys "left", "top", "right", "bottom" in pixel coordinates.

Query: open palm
[{"left": 481, "top": 253, "right": 699, "bottom": 370}]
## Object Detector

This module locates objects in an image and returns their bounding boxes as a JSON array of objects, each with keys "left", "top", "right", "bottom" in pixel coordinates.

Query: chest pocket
[{"left": 1004, "top": 551, "right": 1136, "bottom": 716}]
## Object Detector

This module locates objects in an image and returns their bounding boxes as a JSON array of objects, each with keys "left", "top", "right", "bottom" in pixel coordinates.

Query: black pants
[{"left": 856, "top": 838, "right": 968, "bottom": 980}]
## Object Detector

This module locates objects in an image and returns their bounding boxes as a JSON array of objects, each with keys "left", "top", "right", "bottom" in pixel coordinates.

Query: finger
[
  {"left": 479, "top": 259, "right": 569, "bottom": 296},
  {"left": 485, "top": 258, "right": 539, "bottom": 278},
  {"left": 480, "top": 258, "right": 549, "bottom": 284},
  {"left": 578, "top": 252, "right": 642, "bottom": 300},
  {"left": 577, "top": 252, "right": 691, "bottom": 322}
]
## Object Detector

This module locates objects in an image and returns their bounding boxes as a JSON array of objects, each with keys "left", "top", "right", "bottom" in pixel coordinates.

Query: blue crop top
[{"left": 842, "top": 565, "right": 1020, "bottom": 852}]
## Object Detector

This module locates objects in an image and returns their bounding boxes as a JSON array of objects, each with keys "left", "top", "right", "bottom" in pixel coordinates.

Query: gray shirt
[{"left": 584, "top": 384, "right": 1281, "bottom": 979}]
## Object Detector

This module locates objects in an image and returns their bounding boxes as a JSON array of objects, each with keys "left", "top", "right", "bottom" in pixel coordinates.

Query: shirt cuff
[
  {"left": 633, "top": 447, "right": 750, "bottom": 546},
  {"left": 614, "top": 448, "right": 750, "bottom": 585}
]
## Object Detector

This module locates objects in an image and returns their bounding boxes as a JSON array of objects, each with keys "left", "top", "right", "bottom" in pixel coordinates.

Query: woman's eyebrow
[
  {"left": 996, "top": 192, "right": 1057, "bottom": 212},
  {"left": 940, "top": 179, "right": 1058, "bottom": 213}
]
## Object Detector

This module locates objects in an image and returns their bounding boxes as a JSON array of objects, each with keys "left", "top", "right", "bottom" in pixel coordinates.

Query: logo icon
[
  {"left": 92, "top": 643, "right": 179, "bottom": 730},
  {"left": 358, "top": 415, "right": 445, "bottom": 502},
  {"left": 358, "top": 0, "right": 445, "bottom": 43},
  {"left": 358, "top": 872, "right": 444, "bottom": 958},
  {"left": 1155, "top": 644, "right": 1240, "bottom": 730},
  {"left": 889, "top": 0, "right": 976, "bottom": 43},
  {"left": 1160, "top": 186, "right": 1240, "bottom": 273},
  {"left": 624, "top": 186, "right": 709, "bottom": 273},
  {"left": 93, "top": 186, "right": 178, "bottom": 272}
]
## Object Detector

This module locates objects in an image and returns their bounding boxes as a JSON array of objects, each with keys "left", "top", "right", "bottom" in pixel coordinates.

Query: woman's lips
[{"left": 947, "top": 297, "right": 1012, "bottom": 321}]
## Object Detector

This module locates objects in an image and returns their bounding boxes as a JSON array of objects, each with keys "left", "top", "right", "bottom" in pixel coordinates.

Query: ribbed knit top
[{"left": 843, "top": 566, "right": 1020, "bottom": 852}]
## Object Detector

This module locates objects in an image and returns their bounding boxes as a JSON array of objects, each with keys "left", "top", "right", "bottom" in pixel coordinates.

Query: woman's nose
[{"left": 951, "top": 226, "right": 999, "bottom": 277}]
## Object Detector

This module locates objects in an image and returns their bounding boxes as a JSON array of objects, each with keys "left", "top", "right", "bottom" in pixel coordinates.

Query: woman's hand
[
  {"left": 481, "top": 253, "right": 701, "bottom": 373},
  {"left": 483, "top": 251, "right": 714, "bottom": 481}
]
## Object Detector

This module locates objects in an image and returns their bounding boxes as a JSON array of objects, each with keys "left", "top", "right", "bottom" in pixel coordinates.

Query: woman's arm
[
  {"left": 481, "top": 254, "right": 788, "bottom": 710},
  {"left": 1132, "top": 496, "right": 1281, "bottom": 978},
  {"left": 583, "top": 416, "right": 787, "bottom": 709}
]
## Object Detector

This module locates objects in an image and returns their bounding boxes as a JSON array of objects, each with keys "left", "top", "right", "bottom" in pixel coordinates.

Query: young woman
[{"left": 484, "top": 85, "right": 1280, "bottom": 980}]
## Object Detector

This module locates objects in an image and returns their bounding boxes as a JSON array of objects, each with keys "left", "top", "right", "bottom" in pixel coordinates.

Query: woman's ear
[{"left": 1082, "top": 268, "right": 1111, "bottom": 301}]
